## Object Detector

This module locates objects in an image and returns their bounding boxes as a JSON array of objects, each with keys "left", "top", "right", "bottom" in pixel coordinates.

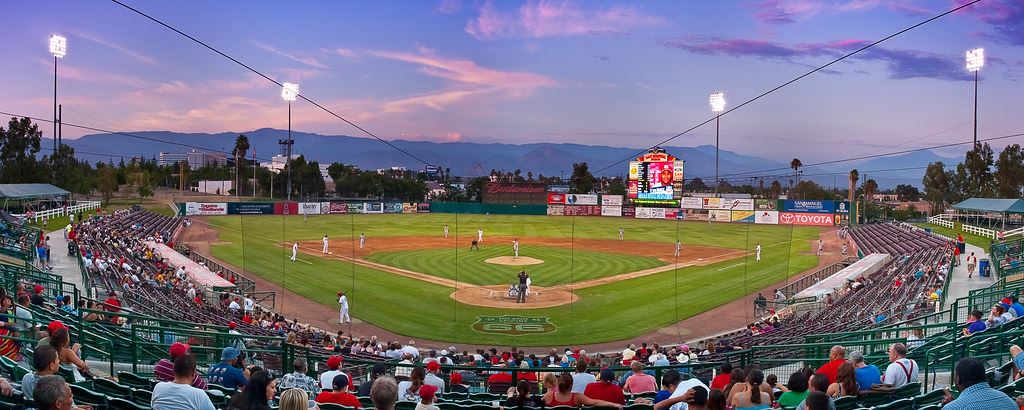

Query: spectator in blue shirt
[
  {"left": 848, "top": 351, "right": 880, "bottom": 391},
  {"left": 963, "top": 310, "right": 988, "bottom": 336},
  {"left": 653, "top": 371, "right": 680, "bottom": 404},
  {"left": 942, "top": 357, "right": 1016, "bottom": 410},
  {"left": 208, "top": 347, "right": 249, "bottom": 390},
  {"left": 1010, "top": 297, "right": 1024, "bottom": 317}
]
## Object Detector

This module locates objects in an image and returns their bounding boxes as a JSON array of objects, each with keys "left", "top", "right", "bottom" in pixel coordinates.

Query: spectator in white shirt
[{"left": 881, "top": 343, "right": 917, "bottom": 388}]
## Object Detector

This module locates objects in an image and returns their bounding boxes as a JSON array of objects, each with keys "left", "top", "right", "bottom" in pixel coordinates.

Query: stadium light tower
[
  {"left": 709, "top": 92, "right": 726, "bottom": 195},
  {"left": 49, "top": 34, "right": 67, "bottom": 153},
  {"left": 966, "top": 48, "right": 984, "bottom": 150},
  {"left": 281, "top": 82, "right": 299, "bottom": 201}
]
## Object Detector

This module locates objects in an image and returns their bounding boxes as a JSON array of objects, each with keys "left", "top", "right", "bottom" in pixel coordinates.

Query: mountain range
[{"left": 53, "top": 128, "right": 961, "bottom": 188}]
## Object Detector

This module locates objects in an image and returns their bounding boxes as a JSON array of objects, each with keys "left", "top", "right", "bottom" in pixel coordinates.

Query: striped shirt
[
  {"left": 154, "top": 358, "right": 208, "bottom": 389},
  {"left": 943, "top": 383, "right": 1017, "bottom": 410}
]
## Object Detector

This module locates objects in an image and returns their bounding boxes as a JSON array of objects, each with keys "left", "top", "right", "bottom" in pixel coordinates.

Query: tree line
[{"left": 922, "top": 143, "right": 1024, "bottom": 210}]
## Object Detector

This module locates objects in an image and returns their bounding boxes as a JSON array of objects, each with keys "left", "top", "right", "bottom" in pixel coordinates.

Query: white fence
[
  {"left": 928, "top": 215, "right": 955, "bottom": 229},
  {"left": 962, "top": 223, "right": 996, "bottom": 239},
  {"left": 1002, "top": 226, "right": 1024, "bottom": 240},
  {"left": 14, "top": 200, "right": 101, "bottom": 222}
]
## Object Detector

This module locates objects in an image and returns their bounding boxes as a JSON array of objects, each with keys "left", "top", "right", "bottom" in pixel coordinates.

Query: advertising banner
[
  {"left": 416, "top": 203, "right": 430, "bottom": 213},
  {"left": 185, "top": 202, "right": 228, "bottom": 216},
  {"left": 320, "top": 202, "right": 331, "bottom": 214},
  {"left": 835, "top": 201, "right": 852, "bottom": 214},
  {"left": 754, "top": 199, "right": 777, "bottom": 211},
  {"left": 329, "top": 202, "right": 348, "bottom": 214},
  {"left": 621, "top": 206, "right": 636, "bottom": 217},
  {"left": 601, "top": 206, "right": 622, "bottom": 217},
  {"left": 702, "top": 197, "right": 723, "bottom": 210},
  {"left": 834, "top": 213, "right": 850, "bottom": 225},
  {"left": 723, "top": 198, "right": 754, "bottom": 211},
  {"left": 364, "top": 203, "right": 384, "bottom": 214},
  {"left": 547, "top": 205, "right": 564, "bottom": 216},
  {"left": 731, "top": 210, "right": 755, "bottom": 223},
  {"left": 565, "top": 194, "right": 599, "bottom": 205},
  {"left": 564, "top": 205, "right": 600, "bottom": 216},
  {"left": 273, "top": 202, "right": 298, "bottom": 215},
  {"left": 547, "top": 193, "right": 566, "bottom": 205},
  {"left": 683, "top": 209, "right": 709, "bottom": 221},
  {"left": 779, "top": 212, "right": 835, "bottom": 226},
  {"left": 346, "top": 203, "right": 364, "bottom": 214},
  {"left": 634, "top": 207, "right": 666, "bottom": 219},
  {"left": 383, "top": 203, "right": 403, "bottom": 214},
  {"left": 299, "top": 202, "right": 321, "bottom": 215},
  {"left": 628, "top": 162, "right": 639, "bottom": 181},
  {"left": 601, "top": 195, "right": 623, "bottom": 206},
  {"left": 483, "top": 182, "right": 549, "bottom": 204},
  {"left": 781, "top": 200, "right": 835, "bottom": 214},
  {"left": 680, "top": 197, "right": 703, "bottom": 209},
  {"left": 709, "top": 210, "right": 731, "bottom": 222},
  {"left": 755, "top": 210, "right": 779, "bottom": 224},
  {"left": 226, "top": 203, "right": 273, "bottom": 215},
  {"left": 402, "top": 203, "right": 418, "bottom": 214},
  {"left": 664, "top": 210, "right": 681, "bottom": 220}
]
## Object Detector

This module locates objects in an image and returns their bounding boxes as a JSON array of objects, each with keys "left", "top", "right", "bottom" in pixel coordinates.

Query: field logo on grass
[{"left": 472, "top": 315, "right": 555, "bottom": 336}]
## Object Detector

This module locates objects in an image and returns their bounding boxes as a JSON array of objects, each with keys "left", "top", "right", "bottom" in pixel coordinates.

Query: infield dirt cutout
[
  {"left": 484, "top": 256, "right": 544, "bottom": 266},
  {"left": 296, "top": 235, "right": 745, "bottom": 309}
]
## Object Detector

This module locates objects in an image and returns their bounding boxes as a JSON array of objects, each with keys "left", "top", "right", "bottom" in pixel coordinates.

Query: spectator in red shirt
[
  {"left": 315, "top": 374, "right": 361, "bottom": 407},
  {"left": 816, "top": 346, "right": 847, "bottom": 384},
  {"left": 104, "top": 291, "right": 121, "bottom": 313},
  {"left": 584, "top": 369, "right": 625, "bottom": 405},
  {"left": 153, "top": 342, "right": 207, "bottom": 389},
  {"left": 710, "top": 363, "right": 733, "bottom": 391}
]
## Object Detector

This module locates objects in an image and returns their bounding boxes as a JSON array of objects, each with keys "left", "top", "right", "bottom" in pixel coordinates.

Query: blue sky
[{"left": 2, "top": 0, "right": 1022, "bottom": 163}]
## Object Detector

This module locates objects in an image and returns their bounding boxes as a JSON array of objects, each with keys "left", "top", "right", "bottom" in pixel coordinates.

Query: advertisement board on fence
[
  {"left": 601, "top": 195, "right": 623, "bottom": 206},
  {"left": 364, "top": 203, "right": 384, "bottom": 214},
  {"left": 226, "top": 203, "right": 273, "bottom": 215},
  {"left": 779, "top": 212, "right": 835, "bottom": 226},
  {"left": 835, "top": 201, "right": 852, "bottom": 214},
  {"left": 781, "top": 200, "right": 835, "bottom": 214},
  {"left": 329, "top": 202, "right": 348, "bottom": 214},
  {"left": 683, "top": 209, "right": 709, "bottom": 221},
  {"left": 565, "top": 194, "right": 598, "bottom": 205},
  {"left": 755, "top": 210, "right": 779, "bottom": 224},
  {"left": 417, "top": 203, "right": 430, "bottom": 213},
  {"left": 622, "top": 206, "right": 636, "bottom": 217},
  {"left": 665, "top": 209, "right": 681, "bottom": 220},
  {"left": 320, "top": 202, "right": 331, "bottom": 214},
  {"left": 547, "top": 193, "right": 566, "bottom": 204},
  {"left": 702, "top": 197, "right": 722, "bottom": 210},
  {"left": 383, "top": 203, "right": 403, "bottom": 214},
  {"left": 754, "top": 199, "right": 777, "bottom": 211},
  {"left": 402, "top": 203, "right": 418, "bottom": 214},
  {"left": 731, "top": 210, "right": 755, "bottom": 223},
  {"left": 185, "top": 202, "right": 228, "bottom": 216},
  {"left": 547, "top": 205, "right": 564, "bottom": 216},
  {"left": 681, "top": 197, "right": 703, "bottom": 209},
  {"left": 347, "top": 203, "right": 364, "bottom": 214},
  {"left": 273, "top": 202, "right": 298, "bottom": 215},
  {"left": 564, "top": 205, "right": 601, "bottom": 216},
  {"left": 634, "top": 207, "right": 667, "bottom": 219},
  {"left": 601, "top": 206, "right": 622, "bottom": 217},
  {"left": 299, "top": 202, "right": 321, "bottom": 215},
  {"left": 724, "top": 198, "right": 754, "bottom": 211},
  {"left": 709, "top": 210, "right": 731, "bottom": 222}
]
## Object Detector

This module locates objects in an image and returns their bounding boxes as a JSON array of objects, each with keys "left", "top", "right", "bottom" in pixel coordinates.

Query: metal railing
[{"left": 776, "top": 257, "right": 858, "bottom": 298}]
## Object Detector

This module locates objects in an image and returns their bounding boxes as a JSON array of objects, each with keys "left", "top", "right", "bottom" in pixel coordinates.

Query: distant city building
[
  {"left": 425, "top": 181, "right": 445, "bottom": 198},
  {"left": 319, "top": 164, "right": 332, "bottom": 183},
  {"left": 376, "top": 166, "right": 407, "bottom": 177},
  {"left": 159, "top": 150, "right": 227, "bottom": 170},
  {"left": 158, "top": 152, "right": 188, "bottom": 166},
  {"left": 260, "top": 155, "right": 290, "bottom": 173},
  {"left": 195, "top": 180, "right": 233, "bottom": 195}
]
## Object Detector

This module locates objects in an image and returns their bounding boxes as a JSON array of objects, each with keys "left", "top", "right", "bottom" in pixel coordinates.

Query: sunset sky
[{"left": 2, "top": 0, "right": 1022, "bottom": 162}]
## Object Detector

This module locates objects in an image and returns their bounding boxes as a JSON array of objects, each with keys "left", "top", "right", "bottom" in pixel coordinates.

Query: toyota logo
[{"left": 780, "top": 213, "right": 794, "bottom": 224}]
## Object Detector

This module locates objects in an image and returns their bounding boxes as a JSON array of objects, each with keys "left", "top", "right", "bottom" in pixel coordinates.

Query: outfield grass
[{"left": 205, "top": 213, "right": 822, "bottom": 345}]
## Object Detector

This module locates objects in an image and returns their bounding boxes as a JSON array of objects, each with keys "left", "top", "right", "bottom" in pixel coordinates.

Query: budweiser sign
[
  {"left": 779, "top": 212, "right": 835, "bottom": 226},
  {"left": 485, "top": 183, "right": 547, "bottom": 194}
]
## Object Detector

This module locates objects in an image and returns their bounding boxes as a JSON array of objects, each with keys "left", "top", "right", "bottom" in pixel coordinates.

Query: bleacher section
[{"left": 850, "top": 223, "right": 946, "bottom": 255}]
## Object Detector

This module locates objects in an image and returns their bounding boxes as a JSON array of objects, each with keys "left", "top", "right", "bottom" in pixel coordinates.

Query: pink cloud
[
  {"left": 465, "top": 0, "right": 663, "bottom": 40},
  {"left": 366, "top": 49, "right": 555, "bottom": 90},
  {"left": 953, "top": 0, "right": 1023, "bottom": 47},
  {"left": 835, "top": 0, "right": 932, "bottom": 16},
  {"left": 253, "top": 41, "right": 329, "bottom": 69},
  {"left": 751, "top": 0, "right": 823, "bottom": 25},
  {"left": 74, "top": 31, "right": 158, "bottom": 65}
]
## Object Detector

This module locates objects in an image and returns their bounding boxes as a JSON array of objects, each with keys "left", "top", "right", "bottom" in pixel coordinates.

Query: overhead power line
[
  {"left": 108, "top": 0, "right": 434, "bottom": 168},
  {"left": 593, "top": 0, "right": 983, "bottom": 174}
]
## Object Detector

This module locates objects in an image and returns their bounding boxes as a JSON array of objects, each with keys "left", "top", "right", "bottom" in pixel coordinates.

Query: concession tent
[
  {"left": 0, "top": 183, "right": 70, "bottom": 210},
  {"left": 950, "top": 198, "right": 1024, "bottom": 230}
]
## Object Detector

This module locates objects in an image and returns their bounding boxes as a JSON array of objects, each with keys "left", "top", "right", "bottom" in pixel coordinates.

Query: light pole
[
  {"left": 281, "top": 82, "right": 299, "bottom": 201},
  {"left": 965, "top": 48, "right": 984, "bottom": 150},
  {"left": 49, "top": 35, "right": 66, "bottom": 153},
  {"left": 709, "top": 92, "right": 726, "bottom": 195}
]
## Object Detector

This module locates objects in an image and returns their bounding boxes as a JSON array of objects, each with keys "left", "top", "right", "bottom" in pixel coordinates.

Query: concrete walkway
[
  {"left": 943, "top": 242, "right": 995, "bottom": 310},
  {"left": 45, "top": 229, "right": 86, "bottom": 292}
]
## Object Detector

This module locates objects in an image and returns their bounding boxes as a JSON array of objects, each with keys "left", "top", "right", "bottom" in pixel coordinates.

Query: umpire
[{"left": 517, "top": 271, "right": 529, "bottom": 303}]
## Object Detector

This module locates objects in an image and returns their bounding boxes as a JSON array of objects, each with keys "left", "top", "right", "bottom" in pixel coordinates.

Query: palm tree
[
  {"left": 790, "top": 158, "right": 803, "bottom": 186},
  {"left": 848, "top": 169, "right": 859, "bottom": 204},
  {"left": 232, "top": 134, "right": 250, "bottom": 197},
  {"left": 864, "top": 179, "right": 878, "bottom": 202}
]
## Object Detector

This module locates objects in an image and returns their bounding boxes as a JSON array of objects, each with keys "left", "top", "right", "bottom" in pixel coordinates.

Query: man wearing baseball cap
[
  {"left": 415, "top": 385, "right": 439, "bottom": 410},
  {"left": 583, "top": 369, "right": 625, "bottom": 405},
  {"left": 207, "top": 347, "right": 248, "bottom": 390},
  {"left": 155, "top": 342, "right": 207, "bottom": 388},
  {"left": 314, "top": 374, "right": 361, "bottom": 407},
  {"left": 35, "top": 321, "right": 66, "bottom": 349},
  {"left": 424, "top": 361, "right": 446, "bottom": 392},
  {"left": 319, "top": 355, "right": 354, "bottom": 391}
]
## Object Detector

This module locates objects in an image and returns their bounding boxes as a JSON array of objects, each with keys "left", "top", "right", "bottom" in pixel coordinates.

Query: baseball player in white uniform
[
  {"left": 322, "top": 235, "right": 329, "bottom": 254},
  {"left": 817, "top": 239, "right": 824, "bottom": 255},
  {"left": 674, "top": 241, "right": 682, "bottom": 258},
  {"left": 618, "top": 227, "right": 624, "bottom": 240},
  {"left": 359, "top": 233, "right": 366, "bottom": 249},
  {"left": 525, "top": 276, "right": 532, "bottom": 296},
  {"left": 338, "top": 291, "right": 350, "bottom": 323},
  {"left": 477, "top": 228, "right": 483, "bottom": 243},
  {"left": 443, "top": 224, "right": 449, "bottom": 238},
  {"left": 755, "top": 243, "right": 762, "bottom": 261},
  {"left": 513, "top": 239, "right": 519, "bottom": 259},
  {"left": 291, "top": 243, "right": 298, "bottom": 261}
]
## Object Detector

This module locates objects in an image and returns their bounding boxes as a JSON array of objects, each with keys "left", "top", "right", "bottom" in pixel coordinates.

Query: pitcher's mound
[
  {"left": 485, "top": 256, "right": 544, "bottom": 266},
  {"left": 451, "top": 285, "right": 576, "bottom": 309}
]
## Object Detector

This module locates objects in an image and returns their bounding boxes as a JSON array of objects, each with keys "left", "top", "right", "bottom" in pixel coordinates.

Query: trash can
[{"left": 979, "top": 258, "right": 990, "bottom": 277}]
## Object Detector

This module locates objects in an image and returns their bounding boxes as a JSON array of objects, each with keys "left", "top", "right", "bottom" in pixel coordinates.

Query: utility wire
[
  {"left": 108, "top": 0, "right": 435, "bottom": 168},
  {"left": 593, "top": 0, "right": 983, "bottom": 174}
]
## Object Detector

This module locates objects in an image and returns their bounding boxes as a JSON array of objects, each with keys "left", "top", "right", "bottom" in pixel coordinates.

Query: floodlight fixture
[
  {"left": 281, "top": 82, "right": 299, "bottom": 102},
  {"left": 965, "top": 48, "right": 984, "bottom": 72},
  {"left": 49, "top": 35, "right": 67, "bottom": 58},
  {"left": 709, "top": 92, "right": 726, "bottom": 113}
]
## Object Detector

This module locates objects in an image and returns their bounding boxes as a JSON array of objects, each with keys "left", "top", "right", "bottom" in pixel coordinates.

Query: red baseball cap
[
  {"left": 426, "top": 361, "right": 440, "bottom": 372},
  {"left": 47, "top": 320, "right": 65, "bottom": 334},
  {"left": 327, "top": 355, "right": 343, "bottom": 369},
  {"left": 418, "top": 384, "right": 438, "bottom": 400},
  {"left": 33, "top": 285, "right": 44, "bottom": 294},
  {"left": 228, "top": 322, "right": 237, "bottom": 329},
  {"left": 169, "top": 342, "right": 190, "bottom": 358},
  {"left": 449, "top": 372, "right": 462, "bottom": 384}
]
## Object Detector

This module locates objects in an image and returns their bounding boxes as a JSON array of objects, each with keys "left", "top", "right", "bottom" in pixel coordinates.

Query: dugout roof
[
  {"left": 0, "top": 184, "right": 70, "bottom": 200},
  {"left": 951, "top": 198, "right": 1024, "bottom": 214}
]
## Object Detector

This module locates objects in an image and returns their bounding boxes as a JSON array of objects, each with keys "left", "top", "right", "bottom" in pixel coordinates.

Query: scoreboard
[{"left": 628, "top": 150, "right": 684, "bottom": 205}]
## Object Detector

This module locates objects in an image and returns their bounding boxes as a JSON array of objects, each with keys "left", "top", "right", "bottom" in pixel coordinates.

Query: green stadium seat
[
  {"left": 117, "top": 371, "right": 154, "bottom": 390},
  {"left": 56, "top": 367, "right": 77, "bottom": 385},
  {"left": 70, "top": 384, "right": 108, "bottom": 408},
  {"left": 396, "top": 401, "right": 417, "bottom": 410},
  {"left": 108, "top": 397, "right": 151, "bottom": 410},
  {"left": 0, "top": 390, "right": 24, "bottom": 410},
  {"left": 358, "top": 396, "right": 374, "bottom": 408},
  {"left": 93, "top": 378, "right": 133, "bottom": 398},
  {"left": 893, "top": 382, "right": 920, "bottom": 399},
  {"left": 131, "top": 388, "right": 153, "bottom": 406},
  {"left": 913, "top": 388, "right": 947, "bottom": 406},
  {"left": 872, "top": 398, "right": 913, "bottom": 410},
  {"left": 12, "top": 366, "right": 30, "bottom": 382},
  {"left": 916, "top": 405, "right": 942, "bottom": 410},
  {"left": 317, "top": 404, "right": 358, "bottom": 410},
  {"left": 207, "top": 383, "right": 235, "bottom": 396},
  {"left": 206, "top": 389, "right": 228, "bottom": 408},
  {"left": 624, "top": 404, "right": 654, "bottom": 410},
  {"left": 999, "top": 384, "right": 1016, "bottom": 397},
  {"left": 833, "top": 395, "right": 860, "bottom": 410}
]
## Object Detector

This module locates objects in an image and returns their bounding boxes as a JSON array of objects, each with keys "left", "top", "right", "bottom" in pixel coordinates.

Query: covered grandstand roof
[
  {"left": 951, "top": 198, "right": 1024, "bottom": 214},
  {"left": 0, "top": 183, "right": 70, "bottom": 199}
]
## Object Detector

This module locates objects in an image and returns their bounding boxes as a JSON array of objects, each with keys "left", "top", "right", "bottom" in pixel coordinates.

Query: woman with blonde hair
[{"left": 280, "top": 388, "right": 316, "bottom": 410}]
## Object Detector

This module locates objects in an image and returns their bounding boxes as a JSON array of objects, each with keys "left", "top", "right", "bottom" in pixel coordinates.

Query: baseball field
[{"left": 199, "top": 213, "right": 823, "bottom": 346}]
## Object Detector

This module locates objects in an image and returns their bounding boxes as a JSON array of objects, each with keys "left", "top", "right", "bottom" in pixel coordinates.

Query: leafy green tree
[
  {"left": 893, "top": 184, "right": 920, "bottom": 201},
  {"left": 568, "top": 162, "right": 596, "bottom": 194},
  {"left": 605, "top": 177, "right": 627, "bottom": 196},
  {"left": 995, "top": 144, "right": 1024, "bottom": 198},
  {"left": 962, "top": 143, "right": 996, "bottom": 197},
  {"left": 768, "top": 180, "right": 782, "bottom": 199},
  {"left": 791, "top": 180, "right": 830, "bottom": 200},
  {"left": 790, "top": 158, "right": 803, "bottom": 186},
  {"left": 232, "top": 134, "right": 250, "bottom": 196},
  {"left": 848, "top": 169, "right": 859, "bottom": 204},
  {"left": 685, "top": 177, "right": 708, "bottom": 192},
  {"left": 862, "top": 179, "right": 878, "bottom": 202},
  {"left": 96, "top": 165, "right": 118, "bottom": 203},
  {"left": 0, "top": 117, "right": 43, "bottom": 183}
]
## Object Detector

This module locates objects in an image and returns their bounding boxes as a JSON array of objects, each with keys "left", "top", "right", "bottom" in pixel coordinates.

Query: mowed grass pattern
[
  {"left": 205, "top": 213, "right": 822, "bottom": 345},
  {"left": 366, "top": 245, "right": 665, "bottom": 286}
]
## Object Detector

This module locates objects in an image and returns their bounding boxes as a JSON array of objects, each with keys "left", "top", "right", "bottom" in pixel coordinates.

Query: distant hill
[{"left": 52, "top": 129, "right": 956, "bottom": 187}]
